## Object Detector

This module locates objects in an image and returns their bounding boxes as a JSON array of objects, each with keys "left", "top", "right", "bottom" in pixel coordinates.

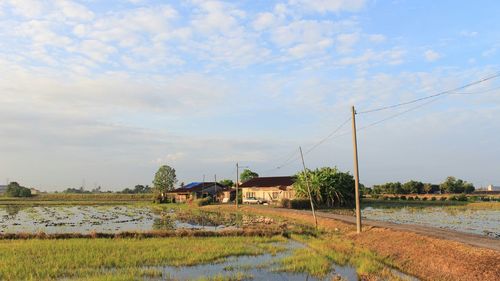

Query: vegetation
[
  {"left": 239, "top": 169, "right": 258, "bottom": 183},
  {"left": 440, "top": 176, "right": 475, "bottom": 194},
  {"left": 153, "top": 165, "right": 177, "bottom": 202},
  {"left": 280, "top": 198, "right": 311, "bottom": 209},
  {"left": 119, "top": 185, "right": 152, "bottom": 194},
  {"left": 4, "top": 182, "right": 31, "bottom": 197},
  {"left": 0, "top": 236, "right": 285, "bottom": 280},
  {"left": 372, "top": 176, "right": 474, "bottom": 195},
  {"left": 294, "top": 167, "right": 355, "bottom": 207},
  {"left": 219, "top": 179, "right": 234, "bottom": 187}
]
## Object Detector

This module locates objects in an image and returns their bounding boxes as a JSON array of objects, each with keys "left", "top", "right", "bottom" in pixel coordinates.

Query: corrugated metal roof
[{"left": 239, "top": 176, "right": 295, "bottom": 188}]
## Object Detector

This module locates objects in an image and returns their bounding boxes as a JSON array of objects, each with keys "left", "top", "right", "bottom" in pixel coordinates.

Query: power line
[
  {"left": 357, "top": 71, "right": 500, "bottom": 114},
  {"left": 264, "top": 116, "right": 352, "bottom": 173}
]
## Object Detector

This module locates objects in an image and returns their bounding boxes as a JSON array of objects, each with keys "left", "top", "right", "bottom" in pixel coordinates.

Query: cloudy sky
[{"left": 1, "top": 0, "right": 499, "bottom": 191}]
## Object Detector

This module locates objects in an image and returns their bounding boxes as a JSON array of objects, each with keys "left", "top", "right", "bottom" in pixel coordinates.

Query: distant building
[
  {"left": 239, "top": 176, "right": 296, "bottom": 203},
  {"left": 487, "top": 185, "right": 500, "bottom": 192},
  {"left": 0, "top": 185, "right": 7, "bottom": 195},
  {"left": 30, "top": 188, "right": 42, "bottom": 195},
  {"left": 168, "top": 182, "right": 232, "bottom": 203}
]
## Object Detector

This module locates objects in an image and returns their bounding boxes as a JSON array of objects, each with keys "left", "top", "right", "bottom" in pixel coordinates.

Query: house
[
  {"left": 168, "top": 182, "right": 232, "bottom": 203},
  {"left": 0, "top": 185, "right": 7, "bottom": 195},
  {"left": 30, "top": 188, "right": 42, "bottom": 195},
  {"left": 239, "top": 176, "right": 296, "bottom": 203},
  {"left": 487, "top": 185, "right": 500, "bottom": 192}
]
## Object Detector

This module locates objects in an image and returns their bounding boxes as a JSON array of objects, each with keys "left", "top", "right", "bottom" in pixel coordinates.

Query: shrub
[
  {"left": 440, "top": 196, "right": 447, "bottom": 201},
  {"left": 399, "top": 195, "right": 406, "bottom": 200},
  {"left": 449, "top": 196, "right": 457, "bottom": 201},
  {"left": 280, "top": 198, "right": 291, "bottom": 208},
  {"left": 414, "top": 196, "right": 419, "bottom": 200},
  {"left": 194, "top": 197, "right": 212, "bottom": 207},
  {"left": 456, "top": 194, "right": 468, "bottom": 201},
  {"left": 431, "top": 197, "right": 436, "bottom": 201},
  {"left": 481, "top": 196, "right": 490, "bottom": 202},
  {"left": 383, "top": 196, "right": 389, "bottom": 200},
  {"left": 422, "top": 197, "right": 428, "bottom": 201},
  {"left": 371, "top": 194, "right": 380, "bottom": 199},
  {"left": 289, "top": 199, "right": 312, "bottom": 209},
  {"left": 407, "top": 196, "right": 414, "bottom": 201}
]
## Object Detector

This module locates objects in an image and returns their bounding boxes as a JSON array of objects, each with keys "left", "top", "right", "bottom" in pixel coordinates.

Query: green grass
[
  {"left": 0, "top": 236, "right": 286, "bottom": 280},
  {"left": 0, "top": 193, "right": 153, "bottom": 206}
]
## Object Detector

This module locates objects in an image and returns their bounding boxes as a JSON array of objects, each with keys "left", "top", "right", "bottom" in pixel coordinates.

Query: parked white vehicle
[{"left": 243, "top": 197, "right": 265, "bottom": 204}]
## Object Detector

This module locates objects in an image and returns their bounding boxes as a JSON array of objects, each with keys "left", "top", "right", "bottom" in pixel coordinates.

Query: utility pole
[
  {"left": 214, "top": 174, "right": 217, "bottom": 202},
  {"left": 202, "top": 174, "right": 205, "bottom": 199},
  {"left": 351, "top": 106, "right": 362, "bottom": 234},
  {"left": 236, "top": 163, "right": 239, "bottom": 208},
  {"left": 299, "top": 147, "right": 318, "bottom": 229}
]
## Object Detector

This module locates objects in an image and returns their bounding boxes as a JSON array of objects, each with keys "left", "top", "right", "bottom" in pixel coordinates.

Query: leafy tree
[
  {"left": 423, "top": 183, "right": 434, "bottom": 194},
  {"left": 240, "top": 169, "right": 258, "bottom": 183},
  {"left": 373, "top": 182, "right": 403, "bottom": 194},
  {"left": 153, "top": 165, "right": 177, "bottom": 201},
  {"left": 402, "top": 180, "right": 424, "bottom": 194},
  {"left": 440, "top": 176, "right": 474, "bottom": 194},
  {"left": 293, "top": 167, "right": 355, "bottom": 207},
  {"left": 219, "top": 179, "right": 234, "bottom": 187},
  {"left": 6, "top": 182, "right": 31, "bottom": 198}
]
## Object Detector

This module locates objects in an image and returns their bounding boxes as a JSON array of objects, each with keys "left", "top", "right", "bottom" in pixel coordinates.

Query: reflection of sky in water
[
  {"left": 362, "top": 206, "right": 500, "bottom": 238},
  {"left": 0, "top": 206, "right": 237, "bottom": 234}
]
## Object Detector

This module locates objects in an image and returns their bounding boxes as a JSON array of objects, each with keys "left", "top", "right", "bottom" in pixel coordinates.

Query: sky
[{"left": 1, "top": 0, "right": 500, "bottom": 191}]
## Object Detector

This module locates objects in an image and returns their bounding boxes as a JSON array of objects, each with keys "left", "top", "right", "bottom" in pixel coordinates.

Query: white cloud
[
  {"left": 288, "top": 0, "right": 366, "bottom": 13},
  {"left": 368, "top": 34, "right": 386, "bottom": 43},
  {"left": 460, "top": 30, "right": 478, "bottom": 37},
  {"left": 253, "top": 12, "right": 276, "bottom": 30},
  {"left": 424, "top": 49, "right": 441, "bottom": 62},
  {"left": 55, "top": 0, "right": 94, "bottom": 21},
  {"left": 79, "top": 40, "right": 116, "bottom": 62},
  {"left": 336, "top": 33, "right": 359, "bottom": 53},
  {"left": 7, "top": 0, "right": 44, "bottom": 18}
]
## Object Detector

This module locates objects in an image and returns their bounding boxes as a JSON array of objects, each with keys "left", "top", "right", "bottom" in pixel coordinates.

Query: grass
[
  {"left": 0, "top": 236, "right": 286, "bottom": 280},
  {"left": 277, "top": 234, "right": 409, "bottom": 280},
  {"left": 0, "top": 193, "right": 152, "bottom": 205}
]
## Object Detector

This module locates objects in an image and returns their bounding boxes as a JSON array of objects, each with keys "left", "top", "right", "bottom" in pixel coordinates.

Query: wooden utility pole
[
  {"left": 236, "top": 163, "right": 239, "bottom": 208},
  {"left": 351, "top": 106, "right": 362, "bottom": 234},
  {"left": 214, "top": 174, "right": 217, "bottom": 202},
  {"left": 299, "top": 146, "right": 318, "bottom": 229}
]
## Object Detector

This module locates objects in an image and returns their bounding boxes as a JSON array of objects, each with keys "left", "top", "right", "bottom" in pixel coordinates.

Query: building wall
[
  {"left": 241, "top": 186, "right": 295, "bottom": 202},
  {"left": 487, "top": 185, "right": 500, "bottom": 191}
]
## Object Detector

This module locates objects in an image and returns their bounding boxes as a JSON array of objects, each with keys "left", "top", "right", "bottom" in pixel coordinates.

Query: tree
[
  {"left": 219, "top": 179, "right": 234, "bottom": 187},
  {"left": 6, "top": 182, "right": 31, "bottom": 198},
  {"left": 293, "top": 167, "right": 355, "bottom": 207},
  {"left": 440, "top": 176, "right": 475, "bottom": 194},
  {"left": 240, "top": 169, "right": 258, "bottom": 183},
  {"left": 402, "top": 180, "right": 424, "bottom": 194},
  {"left": 373, "top": 182, "right": 402, "bottom": 194},
  {"left": 423, "top": 183, "right": 434, "bottom": 194},
  {"left": 153, "top": 165, "right": 177, "bottom": 201}
]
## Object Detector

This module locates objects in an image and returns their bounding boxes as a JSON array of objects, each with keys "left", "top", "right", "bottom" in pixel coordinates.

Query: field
[{"left": 0, "top": 198, "right": 499, "bottom": 280}]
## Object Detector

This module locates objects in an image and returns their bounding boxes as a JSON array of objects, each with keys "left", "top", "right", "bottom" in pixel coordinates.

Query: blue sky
[{"left": 0, "top": 0, "right": 499, "bottom": 190}]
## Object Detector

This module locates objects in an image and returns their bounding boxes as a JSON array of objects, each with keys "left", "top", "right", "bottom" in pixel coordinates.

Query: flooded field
[
  {"left": 154, "top": 240, "right": 360, "bottom": 281},
  {"left": 0, "top": 205, "right": 247, "bottom": 234},
  {"left": 362, "top": 206, "right": 500, "bottom": 238}
]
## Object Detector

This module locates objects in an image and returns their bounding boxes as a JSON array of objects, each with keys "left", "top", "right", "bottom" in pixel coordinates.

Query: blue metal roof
[{"left": 182, "top": 182, "right": 201, "bottom": 189}]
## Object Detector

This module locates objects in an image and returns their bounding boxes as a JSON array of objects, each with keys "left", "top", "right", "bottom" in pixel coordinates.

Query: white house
[{"left": 487, "top": 185, "right": 500, "bottom": 191}]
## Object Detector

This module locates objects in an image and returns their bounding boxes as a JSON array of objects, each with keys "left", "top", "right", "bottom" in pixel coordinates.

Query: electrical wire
[{"left": 357, "top": 71, "right": 500, "bottom": 114}]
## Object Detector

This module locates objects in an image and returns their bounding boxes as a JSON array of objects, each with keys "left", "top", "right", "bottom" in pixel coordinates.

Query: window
[
  {"left": 272, "top": 192, "right": 279, "bottom": 199},
  {"left": 246, "top": 192, "right": 255, "bottom": 198}
]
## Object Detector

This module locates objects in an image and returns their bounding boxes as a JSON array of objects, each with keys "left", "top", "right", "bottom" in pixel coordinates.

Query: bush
[
  {"left": 431, "top": 197, "right": 436, "bottom": 201},
  {"left": 383, "top": 196, "right": 389, "bottom": 200},
  {"left": 456, "top": 194, "right": 468, "bottom": 201},
  {"left": 371, "top": 194, "right": 380, "bottom": 199},
  {"left": 407, "top": 196, "right": 414, "bottom": 201},
  {"left": 481, "top": 196, "right": 490, "bottom": 201},
  {"left": 414, "top": 196, "right": 420, "bottom": 200},
  {"left": 194, "top": 197, "right": 212, "bottom": 206},
  {"left": 422, "top": 197, "right": 428, "bottom": 201},
  {"left": 280, "top": 198, "right": 291, "bottom": 208},
  {"left": 282, "top": 199, "right": 311, "bottom": 210},
  {"left": 449, "top": 195, "right": 457, "bottom": 201},
  {"left": 440, "top": 196, "right": 447, "bottom": 201},
  {"left": 399, "top": 195, "right": 406, "bottom": 200}
]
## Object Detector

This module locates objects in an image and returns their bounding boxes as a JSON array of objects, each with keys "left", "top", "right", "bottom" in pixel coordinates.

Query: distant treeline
[
  {"left": 61, "top": 185, "right": 152, "bottom": 194},
  {"left": 370, "top": 176, "right": 475, "bottom": 195}
]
